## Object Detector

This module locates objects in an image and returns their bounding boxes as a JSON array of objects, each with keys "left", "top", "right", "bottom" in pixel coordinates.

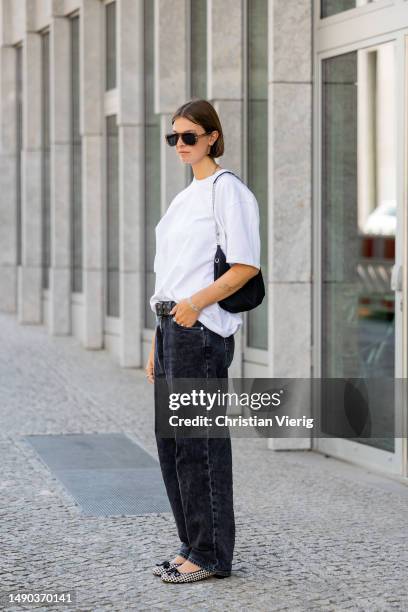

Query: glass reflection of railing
[
  {"left": 357, "top": 260, "right": 394, "bottom": 315},
  {"left": 358, "top": 234, "right": 395, "bottom": 318}
]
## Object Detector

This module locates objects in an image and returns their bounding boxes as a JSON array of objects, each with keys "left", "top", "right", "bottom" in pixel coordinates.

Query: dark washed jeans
[{"left": 154, "top": 312, "right": 235, "bottom": 577}]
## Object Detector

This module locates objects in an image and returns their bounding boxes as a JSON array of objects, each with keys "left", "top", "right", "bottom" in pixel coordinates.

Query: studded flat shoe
[
  {"left": 161, "top": 565, "right": 217, "bottom": 583},
  {"left": 152, "top": 560, "right": 182, "bottom": 577}
]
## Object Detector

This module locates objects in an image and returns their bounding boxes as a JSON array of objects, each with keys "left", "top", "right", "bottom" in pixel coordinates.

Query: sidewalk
[{"left": 1, "top": 311, "right": 407, "bottom": 612}]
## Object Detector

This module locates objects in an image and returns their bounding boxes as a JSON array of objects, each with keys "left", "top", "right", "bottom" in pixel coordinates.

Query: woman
[{"left": 145, "top": 99, "right": 261, "bottom": 584}]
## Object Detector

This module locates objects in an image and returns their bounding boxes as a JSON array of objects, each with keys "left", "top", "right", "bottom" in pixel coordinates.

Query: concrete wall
[{"left": 267, "top": 0, "right": 313, "bottom": 450}]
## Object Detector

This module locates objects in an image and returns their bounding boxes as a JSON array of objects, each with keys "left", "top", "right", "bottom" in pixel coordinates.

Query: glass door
[{"left": 314, "top": 36, "right": 406, "bottom": 476}]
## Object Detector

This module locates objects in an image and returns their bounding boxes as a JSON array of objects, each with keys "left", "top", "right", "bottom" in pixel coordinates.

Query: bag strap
[{"left": 211, "top": 170, "right": 244, "bottom": 246}]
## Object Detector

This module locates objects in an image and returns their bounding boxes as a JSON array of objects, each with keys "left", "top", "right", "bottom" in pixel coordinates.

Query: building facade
[{"left": 0, "top": 0, "right": 407, "bottom": 479}]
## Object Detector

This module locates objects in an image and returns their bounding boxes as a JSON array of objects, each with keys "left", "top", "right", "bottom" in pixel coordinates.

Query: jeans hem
[
  {"left": 179, "top": 545, "right": 191, "bottom": 558},
  {"left": 187, "top": 551, "right": 231, "bottom": 575}
]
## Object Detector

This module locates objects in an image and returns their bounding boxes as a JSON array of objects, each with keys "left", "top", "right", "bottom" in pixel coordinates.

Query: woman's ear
[{"left": 209, "top": 130, "right": 219, "bottom": 146}]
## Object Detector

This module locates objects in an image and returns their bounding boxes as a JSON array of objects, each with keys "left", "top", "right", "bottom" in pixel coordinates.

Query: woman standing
[{"left": 145, "top": 99, "right": 261, "bottom": 583}]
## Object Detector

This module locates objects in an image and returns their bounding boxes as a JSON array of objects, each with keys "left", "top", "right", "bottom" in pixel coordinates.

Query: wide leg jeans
[{"left": 154, "top": 313, "right": 235, "bottom": 577}]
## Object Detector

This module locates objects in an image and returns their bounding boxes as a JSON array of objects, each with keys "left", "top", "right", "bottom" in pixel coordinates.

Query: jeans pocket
[{"left": 171, "top": 316, "right": 204, "bottom": 331}]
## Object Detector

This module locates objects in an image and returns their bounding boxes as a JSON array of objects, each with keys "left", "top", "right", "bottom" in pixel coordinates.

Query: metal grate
[{"left": 25, "top": 434, "right": 171, "bottom": 516}]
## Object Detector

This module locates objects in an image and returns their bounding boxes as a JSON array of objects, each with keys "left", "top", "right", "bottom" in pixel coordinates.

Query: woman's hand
[
  {"left": 145, "top": 347, "right": 154, "bottom": 384},
  {"left": 169, "top": 299, "right": 200, "bottom": 327}
]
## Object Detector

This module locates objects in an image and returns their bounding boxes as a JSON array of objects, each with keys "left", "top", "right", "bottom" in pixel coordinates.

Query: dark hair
[{"left": 171, "top": 98, "right": 224, "bottom": 159}]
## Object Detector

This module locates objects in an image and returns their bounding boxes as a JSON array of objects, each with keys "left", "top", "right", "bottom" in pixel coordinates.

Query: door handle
[{"left": 390, "top": 264, "right": 402, "bottom": 292}]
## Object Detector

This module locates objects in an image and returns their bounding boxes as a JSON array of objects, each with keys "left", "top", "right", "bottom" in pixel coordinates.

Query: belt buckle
[
  {"left": 157, "top": 301, "right": 167, "bottom": 316},
  {"left": 156, "top": 300, "right": 174, "bottom": 317}
]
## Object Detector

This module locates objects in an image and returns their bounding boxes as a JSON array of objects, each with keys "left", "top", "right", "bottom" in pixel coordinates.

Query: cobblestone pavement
[{"left": 1, "top": 311, "right": 408, "bottom": 612}]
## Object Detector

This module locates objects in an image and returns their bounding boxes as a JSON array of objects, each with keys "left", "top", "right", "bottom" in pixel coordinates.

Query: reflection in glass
[
  {"left": 321, "top": 0, "right": 378, "bottom": 19},
  {"left": 106, "top": 1, "right": 116, "bottom": 90},
  {"left": 71, "top": 16, "right": 82, "bottom": 293},
  {"left": 191, "top": 0, "right": 207, "bottom": 100},
  {"left": 41, "top": 32, "right": 51, "bottom": 290},
  {"left": 247, "top": 0, "right": 268, "bottom": 350},
  {"left": 144, "top": 0, "right": 161, "bottom": 329},
  {"left": 321, "top": 45, "right": 396, "bottom": 451},
  {"left": 106, "top": 115, "right": 119, "bottom": 317}
]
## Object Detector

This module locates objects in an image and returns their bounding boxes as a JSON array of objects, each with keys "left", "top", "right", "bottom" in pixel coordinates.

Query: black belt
[{"left": 155, "top": 300, "right": 177, "bottom": 316}]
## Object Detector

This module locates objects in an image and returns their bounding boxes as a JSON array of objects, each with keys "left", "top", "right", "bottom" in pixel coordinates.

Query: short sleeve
[{"left": 219, "top": 198, "right": 261, "bottom": 269}]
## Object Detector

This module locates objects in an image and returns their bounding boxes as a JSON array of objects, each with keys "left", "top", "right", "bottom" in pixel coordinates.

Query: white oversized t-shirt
[{"left": 149, "top": 168, "right": 261, "bottom": 338}]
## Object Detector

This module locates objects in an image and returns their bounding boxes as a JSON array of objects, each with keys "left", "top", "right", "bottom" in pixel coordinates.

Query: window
[
  {"left": 321, "top": 0, "right": 379, "bottom": 19},
  {"left": 41, "top": 32, "right": 51, "bottom": 290},
  {"left": 16, "top": 45, "right": 23, "bottom": 267},
  {"left": 105, "top": 1, "right": 119, "bottom": 318},
  {"left": 190, "top": 0, "right": 207, "bottom": 99},
  {"left": 106, "top": 115, "right": 119, "bottom": 317},
  {"left": 246, "top": 0, "right": 268, "bottom": 350},
  {"left": 188, "top": 0, "right": 208, "bottom": 183},
  {"left": 144, "top": 0, "right": 161, "bottom": 329},
  {"left": 105, "top": 1, "right": 116, "bottom": 90},
  {"left": 321, "top": 46, "right": 396, "bottom": 450},
  {"left": 70, "top": 16, "right": 82, "bottom": 292}
]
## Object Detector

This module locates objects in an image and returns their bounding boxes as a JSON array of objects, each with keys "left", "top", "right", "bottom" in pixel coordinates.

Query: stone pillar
[
  {"left": 49, "top": 6, "right": 71, "bottom": 335},
  {"left": 267, "top": 0, "right": 312, "bottom": 450},
  {"left": 0, "top": 0, "right": 17, "bottom": 312},
  {"left": 80, "top": 0, "right": 104, "bottom": 349},
  {"left": 18, "top": 2, "right": 42, "bottom": 324},
  {"left": 117, "top": 0, "right": 144, "bottom": 367},
  {"left": 208, "top": 0, "right": 244, "bottom": 378},
  {"left": 154, "top": 0, "right": 189, "bottom": 209}
]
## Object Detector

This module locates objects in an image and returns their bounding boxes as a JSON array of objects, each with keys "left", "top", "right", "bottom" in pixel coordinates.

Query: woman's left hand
[{"left": 169, "top": 300, "right": 200, "bottom": 327}]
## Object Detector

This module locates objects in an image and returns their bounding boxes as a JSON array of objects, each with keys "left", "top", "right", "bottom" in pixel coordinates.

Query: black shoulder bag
[{"left": 212, "top": 170, "right": 265, "bottom": 313}]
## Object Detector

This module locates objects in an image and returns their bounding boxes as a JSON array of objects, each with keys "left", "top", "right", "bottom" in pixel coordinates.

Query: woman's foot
[
  {"left": 161, "top": 561, "right": 217, "bottom": 584},
  {"left": 171, "top": 555, "right": 188, "bottom": 565},
  {"left": 175, "top": 559, "right": 202, "bottom": 573}
]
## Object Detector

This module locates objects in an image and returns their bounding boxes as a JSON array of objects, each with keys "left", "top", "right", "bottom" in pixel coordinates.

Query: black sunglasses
[{"left": 165, "top": 131, "right": 211, "bottom": 147}]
